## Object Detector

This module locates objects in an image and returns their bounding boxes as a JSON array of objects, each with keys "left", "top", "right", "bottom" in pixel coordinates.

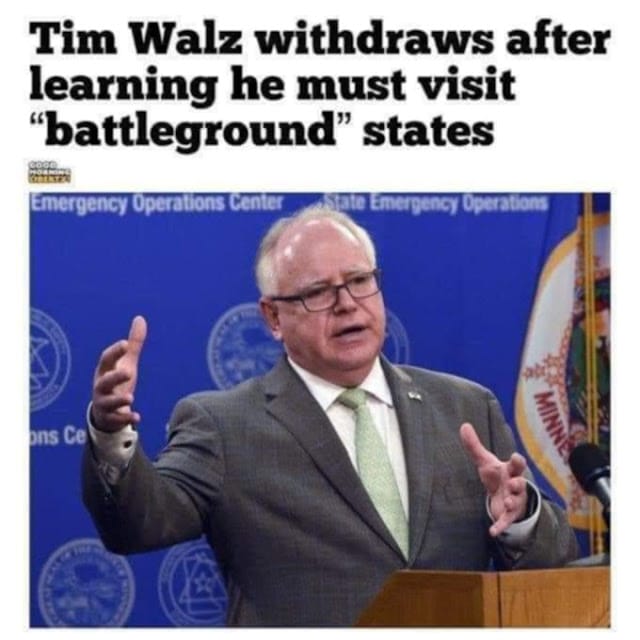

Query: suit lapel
[
  {"left": 382, "top": 358, "right": 436, "bottom": 564},
  {"left": 262, "top": 358, "right": 403, "bottom": 556}
]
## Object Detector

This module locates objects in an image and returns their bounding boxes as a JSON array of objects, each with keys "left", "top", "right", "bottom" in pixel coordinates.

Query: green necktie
[{"left": 337, "top": 388, "right": 409, "bottom": 558}]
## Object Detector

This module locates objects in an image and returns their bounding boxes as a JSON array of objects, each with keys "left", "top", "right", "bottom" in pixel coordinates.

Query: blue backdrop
[{"left": 29, "top": 192, "right": 608, "bottom": 626}]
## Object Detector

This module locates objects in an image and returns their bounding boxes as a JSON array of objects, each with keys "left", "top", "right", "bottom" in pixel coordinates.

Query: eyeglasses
[{"left": 269, "top": 269, "right": 382, "bottom": 312}]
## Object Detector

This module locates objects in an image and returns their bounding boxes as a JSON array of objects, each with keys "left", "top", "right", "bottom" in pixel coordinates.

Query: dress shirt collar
[{"left": 287, "top": 356, "right": 394, "bottom": 411}]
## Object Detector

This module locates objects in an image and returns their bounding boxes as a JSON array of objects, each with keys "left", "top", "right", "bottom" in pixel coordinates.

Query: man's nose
[{"left": 333, "top": 284, "right": 358, "bottom": 312}]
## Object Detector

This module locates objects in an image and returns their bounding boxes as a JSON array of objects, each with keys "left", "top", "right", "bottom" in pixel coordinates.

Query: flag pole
[{"left": 582, "top": 192, "right": 604, "bottom": 555}]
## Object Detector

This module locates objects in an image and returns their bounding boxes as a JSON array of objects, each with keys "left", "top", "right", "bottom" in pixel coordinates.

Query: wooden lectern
[{"left": 356, "top": 567, "right": 610, "bottom": 627}]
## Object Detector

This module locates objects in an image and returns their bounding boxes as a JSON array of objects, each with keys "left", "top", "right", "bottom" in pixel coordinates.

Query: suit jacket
[{"left": 82, "top": 357, "right": 578, "bottom": 626}]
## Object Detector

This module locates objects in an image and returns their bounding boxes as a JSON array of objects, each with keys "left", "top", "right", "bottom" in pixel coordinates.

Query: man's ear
[{"left": 259, "top": 298, "right": 282, "bottom": 341}]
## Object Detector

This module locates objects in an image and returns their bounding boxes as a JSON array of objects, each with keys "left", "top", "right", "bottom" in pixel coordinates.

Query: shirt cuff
[
  {"left": 486, "top": 480, "right": 541, "bottom": 547},
  {"left": 86, "top": 403, "right": 138, "bottom": 478}
]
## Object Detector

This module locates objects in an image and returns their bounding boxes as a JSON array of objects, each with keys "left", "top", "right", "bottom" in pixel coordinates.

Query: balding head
[{"left": 255, "top": 205, "right": 377, "bottom": 296}]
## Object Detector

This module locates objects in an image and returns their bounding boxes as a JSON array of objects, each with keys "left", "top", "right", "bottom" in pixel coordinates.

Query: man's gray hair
[{"left": 255, "top": 204, "right": 377, "bottom": 296}]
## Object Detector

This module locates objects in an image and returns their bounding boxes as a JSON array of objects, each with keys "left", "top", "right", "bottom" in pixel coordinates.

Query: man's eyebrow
[
  {"left": 298, "top": 278, "right": 332, "bottom": 291},
  {"left": 297, "top": 267, "right": 372, "bottom": 290},
  {"left": 345, "top": 268, "right": 371, "bottom": 276}
]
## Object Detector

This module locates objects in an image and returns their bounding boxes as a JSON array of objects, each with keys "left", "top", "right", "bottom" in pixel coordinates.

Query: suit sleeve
[
  {"left": 82, "top": 395, "right": 225, "bottom": 554},
  {"left": 485, "top": 392, "right": 579, "bottom": 569}
]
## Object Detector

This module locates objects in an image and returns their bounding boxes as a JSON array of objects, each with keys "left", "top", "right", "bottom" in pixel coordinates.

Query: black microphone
[{"left": 568, "top": 442, "right": 610, "bottom": 527}]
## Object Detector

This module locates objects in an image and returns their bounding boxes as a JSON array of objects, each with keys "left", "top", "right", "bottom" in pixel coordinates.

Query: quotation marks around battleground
[
  {"left": 30, "top": 108, "right": 353, "bottom": 155},
  {"left": 30, "top": 308, "right": 72, "bottom": 412},
  {"left": 28, "top": 157, "right": 71, "bottom": 184},
  {"left": 38, "top": 539, "right": 135, "bottom": 627},
  {"left": 158, "top": 539, "right": 227, "bottom": 626}
]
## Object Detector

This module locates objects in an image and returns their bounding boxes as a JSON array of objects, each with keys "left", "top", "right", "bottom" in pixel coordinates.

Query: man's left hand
[{"left": 459, "top": 422, "right": 529, "bottom": 537}]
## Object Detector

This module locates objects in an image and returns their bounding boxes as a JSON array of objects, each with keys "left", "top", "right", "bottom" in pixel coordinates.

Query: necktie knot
[{"left": 337, "top": 387, "right": 367, "bottom": 411}]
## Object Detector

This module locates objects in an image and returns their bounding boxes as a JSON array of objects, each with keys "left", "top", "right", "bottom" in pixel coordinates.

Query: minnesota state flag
[{"left": 515, "top": 194, "right": 610, "bottom": 551}]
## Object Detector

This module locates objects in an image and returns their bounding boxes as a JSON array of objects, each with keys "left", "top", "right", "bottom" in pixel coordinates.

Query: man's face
[{"left": 260, "top": 219, "right": 386, "bottom": 387}]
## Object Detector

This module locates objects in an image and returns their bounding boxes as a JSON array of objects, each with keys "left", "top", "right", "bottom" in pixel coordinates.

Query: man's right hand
[{"left": 91, "top": 316, "right": 147, "bottom": 432}]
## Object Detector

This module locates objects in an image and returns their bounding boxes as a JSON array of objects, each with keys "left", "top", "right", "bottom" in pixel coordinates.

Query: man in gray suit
[{"left": 83, "top": 206, "right": 578, "bottom": 626}]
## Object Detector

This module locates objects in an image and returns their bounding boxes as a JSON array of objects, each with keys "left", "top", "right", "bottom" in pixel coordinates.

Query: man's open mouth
[{"left": 334, "top": 325, "right": 366, "bottom": 338}]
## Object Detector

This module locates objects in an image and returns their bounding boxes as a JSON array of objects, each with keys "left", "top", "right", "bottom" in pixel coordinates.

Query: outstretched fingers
[
  {"left": 460, "top": 423, "right": 530, "bottom": 535},
  {"left": 91, "top": 316, "right": 147, "bottom": 432}
]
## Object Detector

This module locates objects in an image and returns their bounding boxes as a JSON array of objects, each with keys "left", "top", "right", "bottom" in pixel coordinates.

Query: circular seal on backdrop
[
  {"left": 207, "top": 303, "right": 283, "bottom": 389},
  {"left": 30, "top": 308, "right": 71, "bottom": 412},
  {"left": 158, "top": 539, "right": 227, "bottom": 626},
  {"left": 37, "top": 538, "right": 135, "bottom": 627},
  {"left": 383, "top": 308, "right": 410, "bottom": 364}
]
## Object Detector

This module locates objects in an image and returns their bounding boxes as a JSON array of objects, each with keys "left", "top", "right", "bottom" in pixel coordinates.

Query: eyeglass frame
[{"left": 267, "top": 268, "right": 382, "bottom": 312}]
